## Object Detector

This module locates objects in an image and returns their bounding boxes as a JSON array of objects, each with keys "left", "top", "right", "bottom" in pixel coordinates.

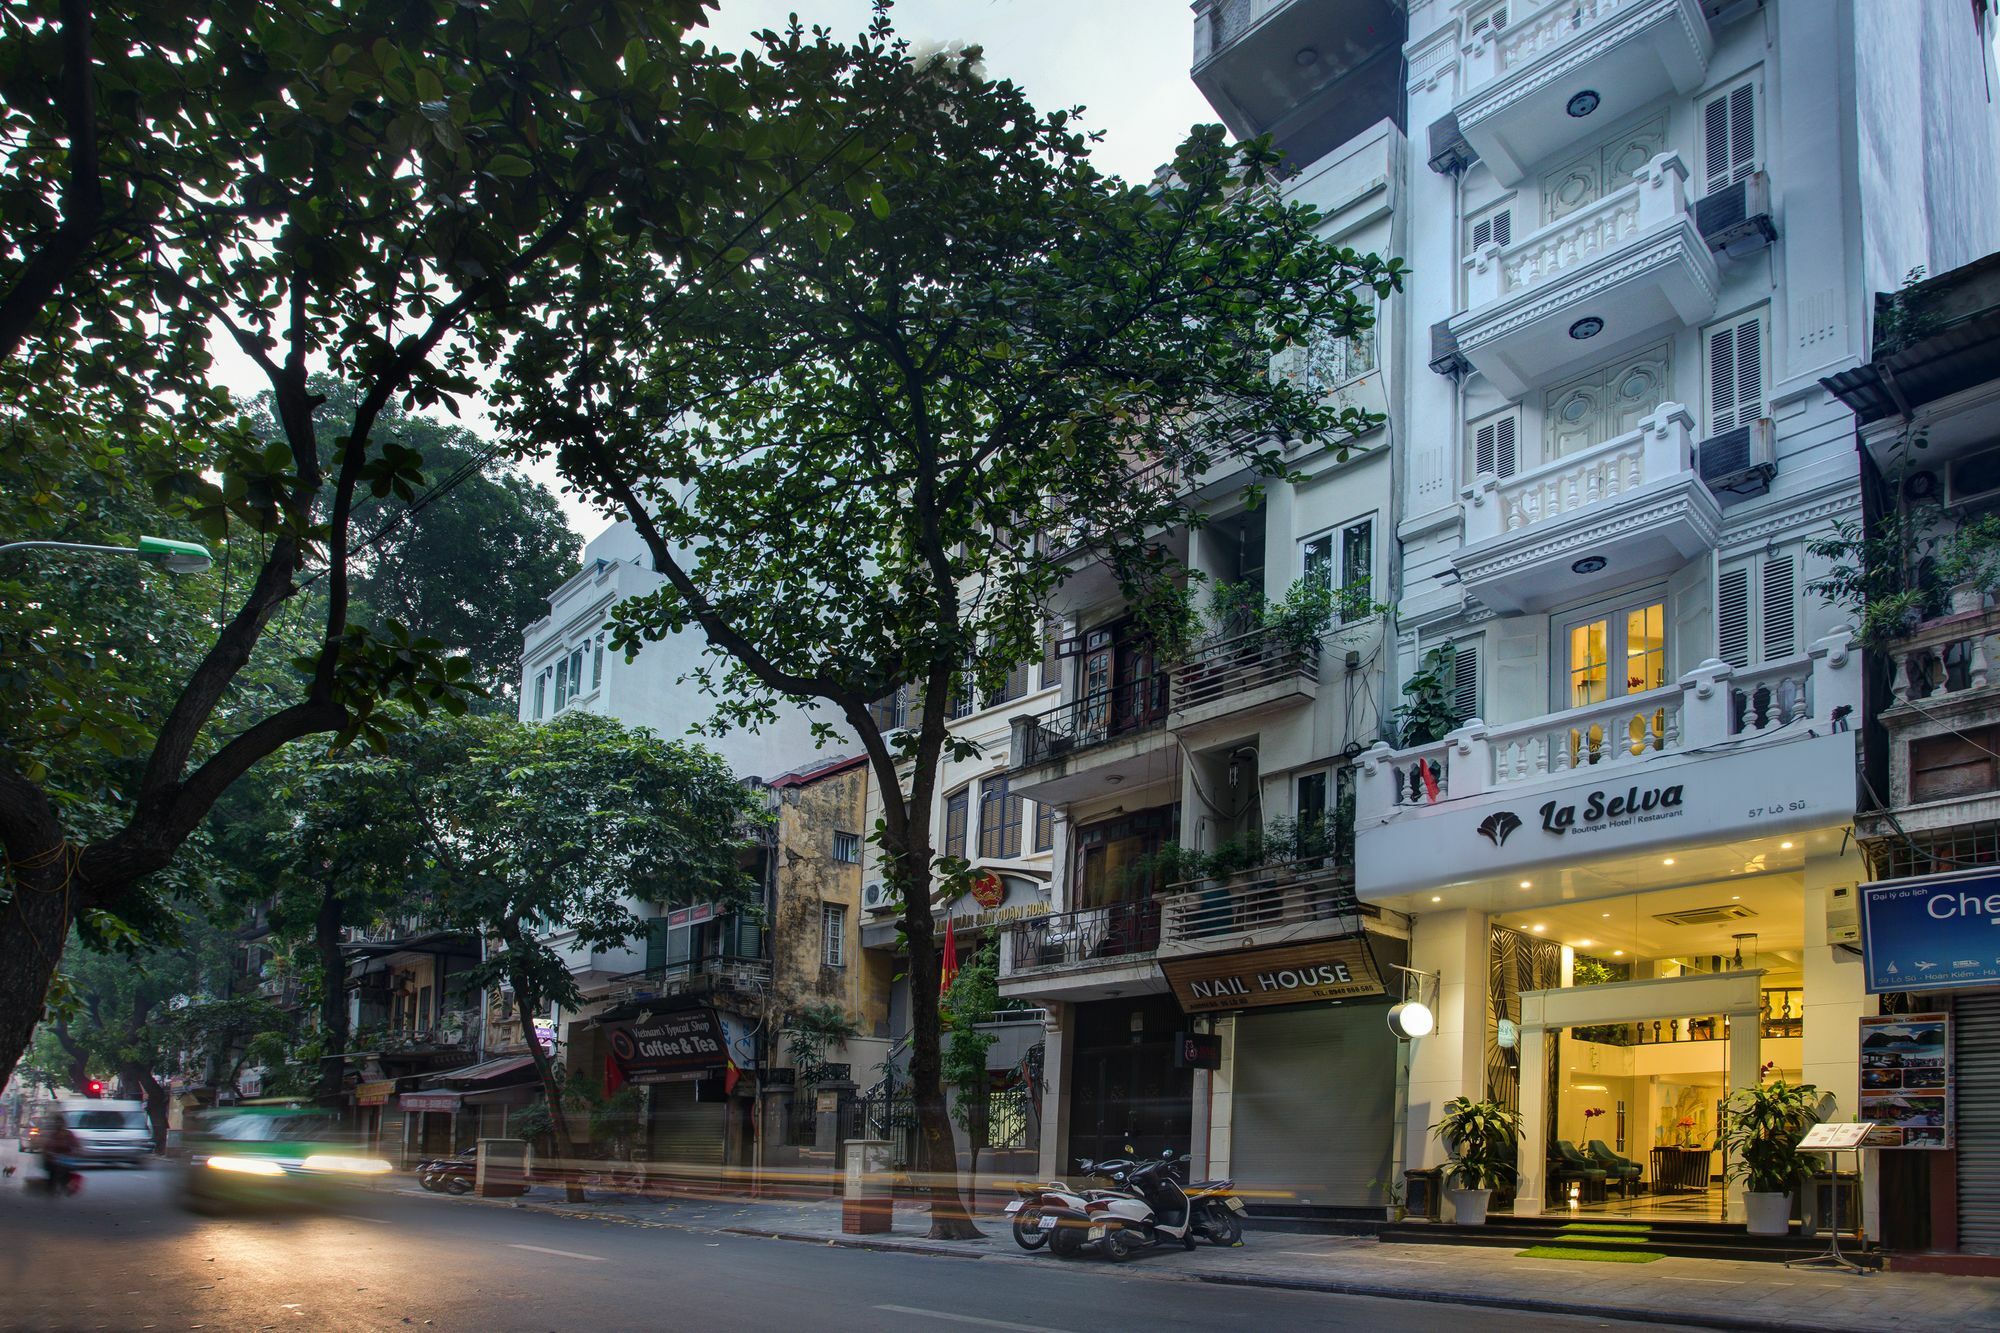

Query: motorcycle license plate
[
  {"left": 1003, "top": 1201, "right": 1023, "bottom": 1214},
  {"left": 1037, "top": 1215, "right": 1059, "bottom": 1230},
  {"left": 1225, "top": 1197, "right": 1246, "bottom": 1213}
]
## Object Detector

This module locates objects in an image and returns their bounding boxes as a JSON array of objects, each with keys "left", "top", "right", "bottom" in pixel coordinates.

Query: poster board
[{"left": 1858, "top": 1013, "right": 1952, "bottom": 1148}]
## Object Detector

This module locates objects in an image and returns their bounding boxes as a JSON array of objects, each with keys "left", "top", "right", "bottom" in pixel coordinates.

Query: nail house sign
[{"left": 1160, "top": 938, "right": 1385, "bottom": 1014}]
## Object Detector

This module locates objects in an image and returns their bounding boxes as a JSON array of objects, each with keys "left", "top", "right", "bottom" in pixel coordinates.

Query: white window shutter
[
  {"left": 1702, "top": 83, "right": 1757, "bottom": 195},
  {"left": 1728, "top": 83, "right": 1756, "bottom": 184},
  {"left": 1452, "top": 641, "right": 1480, "bottom": 723},
  {"left": 1491, "top": 209, "right": 1511, "bottom": 247},
  {"left": 1760, "top": 554, "right": 1797, "bottom": 659},
  {"left": 1472, "top": 217, "right": 1491, "bottom": 249},
  {"left": 1707, "top": 314, "right": 1764, "bottom": 435},
  {"left": 1717, "top": 564, "right": 1751, "bottom": 668},
  {"left": 1473, "top": 412, "right": 1518, "bottom": 479}
]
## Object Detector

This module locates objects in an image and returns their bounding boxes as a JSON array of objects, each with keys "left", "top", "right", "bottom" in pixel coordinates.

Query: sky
[{"left": 208, "top": 1, "right": 1218, "bottom": 544}]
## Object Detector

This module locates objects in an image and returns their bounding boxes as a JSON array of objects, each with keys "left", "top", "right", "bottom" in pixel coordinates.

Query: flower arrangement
[{"left": 1674, "top": 1115, "right": 1697, "bottom": 1148}]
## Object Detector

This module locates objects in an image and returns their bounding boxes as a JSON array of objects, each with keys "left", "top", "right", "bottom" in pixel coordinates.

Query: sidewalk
[{"left": 401, "top": 1180, "right": 2000, "bottom": 1332}]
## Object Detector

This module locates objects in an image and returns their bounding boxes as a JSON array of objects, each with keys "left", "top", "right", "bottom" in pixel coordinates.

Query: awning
[
  {"left": 436, "top": 1054, "right": 536, "bottom": 1086},
  {"left": 463, "top": 1080, "right": 542, "bottom": 1107}
]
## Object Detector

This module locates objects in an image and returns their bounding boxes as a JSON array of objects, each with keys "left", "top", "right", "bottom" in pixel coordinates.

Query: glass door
[{"left": 1559, "top": 599, "right": 1669, "bottom": 764}]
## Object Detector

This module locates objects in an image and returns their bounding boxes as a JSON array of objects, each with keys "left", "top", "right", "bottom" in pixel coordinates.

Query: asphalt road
[{"left": 0, "top": 1147, "right": 1691, "bottom": 1333}]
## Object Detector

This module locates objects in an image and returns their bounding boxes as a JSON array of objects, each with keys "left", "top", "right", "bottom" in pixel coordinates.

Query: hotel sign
[{"left": 1160, "top": 938, "right": 1385, "bottom": 1014}]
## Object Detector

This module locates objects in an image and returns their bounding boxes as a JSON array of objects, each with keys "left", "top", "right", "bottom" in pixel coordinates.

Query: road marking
[
  {"left": 505, "top": 1243, "right": 607, "bottom": 1262},
  {"left": 1656, "top": 1275, "right": 1745, "bottom": 1284},
  {"left": 876, "top": 1305, "right": 1076, "bottom": 1333}
]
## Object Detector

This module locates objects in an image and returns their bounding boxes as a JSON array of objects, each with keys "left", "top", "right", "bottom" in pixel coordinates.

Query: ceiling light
[
  {"left": 1780, "top": 841, "right": 1794, "bottom": 850},
  {"left": 1575, "top": 939, "right": 1593, "bottom": 948},
  {"left": 1602, "top": 912, "right": 1611, "bottom": 918},
  {"left": 1519, "top": 880, "right": 1532, "bottom": 889},
  {"left": 1662, "top": 857, "right": 1676, "bottom": 866},
  {"left": 1431, "top": 895, "right": 1443, "bottom": 903},
  {"left": 1569, "top": 316, "right": 1604, "bottom": 340},
  {"left": 1571, "top": 555, "right": 1607, "bottom": 574},
  {"left": 1566, "top": 90, "right": 1602, "bottom": 118},
  {"left": 1613, "top": 950, "right": 1625, "bottom": 957},
  {"left": 1295, "top": 46, "right": 1320, "bottom": 67},
  {"left": 1532, "top": 924, "right": 1546, "bottom": 933},
  {"left": 1732, "top": 895, "right": 1741, "bottom": 901}
]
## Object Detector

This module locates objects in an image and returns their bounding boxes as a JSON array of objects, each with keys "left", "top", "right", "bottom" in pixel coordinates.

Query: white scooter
[
  {"left": 1077, "top": 1148, "right": 1247, "bottom": 1260},
  {"left": 1006, "top": 1158, "right": 1136, "bottom": 1252}
]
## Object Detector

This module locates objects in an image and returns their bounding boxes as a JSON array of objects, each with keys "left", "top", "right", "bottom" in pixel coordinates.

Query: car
[
  {"left": 54, "top": 1100, "right": 154, "bottom": 1166},
  {"left": 180, "top": 1106, "right": 392, "bottom": 1213}
]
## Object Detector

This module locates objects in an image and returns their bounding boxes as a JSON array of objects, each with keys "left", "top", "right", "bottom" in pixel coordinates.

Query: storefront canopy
[{"left": 436, "top": 1054, "right": 536, "bottom": 1086}]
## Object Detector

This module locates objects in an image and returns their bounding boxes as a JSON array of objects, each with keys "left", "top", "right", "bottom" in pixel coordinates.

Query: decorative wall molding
[{"left": 1452, "top": 222, "right": 1716, "bottom": 352}]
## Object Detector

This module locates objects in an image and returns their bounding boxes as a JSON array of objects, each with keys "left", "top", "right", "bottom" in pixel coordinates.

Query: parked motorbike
[
  {"left": 418, "top": 1147, "right": 476, "bottom": 1195},
  {"left": 1005, "top": 1158, "right": 1136, "bottom": 1253},
  {"left": 1051, "top": 1148, "right": 1249, "bottom": 1261}
]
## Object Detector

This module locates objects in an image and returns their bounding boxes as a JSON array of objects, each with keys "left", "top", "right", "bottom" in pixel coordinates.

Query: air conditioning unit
[
  {"left": 1945, "top": 444, "right": 2000, "bottom": 510},
  {"left": 1825, "top": 882, "right": 1860, "bottom": 948},
  {"left": 1697, "top": 418, "right": 1775, "bottom": 502},
  {"left": 1427, "top": 111, "right": 1477, "bottom": 176},
  {"left": 1429, "top": 320, "right": 1471, "bottom": 378},
  {"left": 1696, "top": 172, "right": 1776, "bottom": 257},
  {"left": 1654, "top": 903, "right": 1759, "bottom": 928},
  {"left": 862, "top": 883, "right": 890, "bottom": 912}
]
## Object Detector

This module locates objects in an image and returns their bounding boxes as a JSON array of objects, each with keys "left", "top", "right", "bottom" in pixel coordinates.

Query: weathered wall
[{"left": 770, "top": 765, "right": 892, "bottom": 1058}]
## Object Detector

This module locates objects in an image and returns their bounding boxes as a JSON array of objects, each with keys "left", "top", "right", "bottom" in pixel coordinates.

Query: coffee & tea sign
[
  {"left": 1160, "top": 938, "right": 1385, "bottom": 1014},
  {"left": 607, "top": 1009, "right": 728, "bottom": 1083}
]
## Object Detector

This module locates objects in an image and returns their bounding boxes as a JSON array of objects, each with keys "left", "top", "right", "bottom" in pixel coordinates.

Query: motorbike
[
  {"left": 1004, "top": 1158, "right": 1136, "bottom": 1252},
  {"left": 1043, "top": 1149, "right": 1248, "bottom": 1261},
  {"left": 417, "top": 1147, "right": 476, "bottom": 1195}
]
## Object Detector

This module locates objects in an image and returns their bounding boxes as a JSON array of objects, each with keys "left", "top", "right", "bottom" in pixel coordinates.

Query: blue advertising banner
[{"left": 1860, "top": 870, "right": 2000, "bottom": 994}]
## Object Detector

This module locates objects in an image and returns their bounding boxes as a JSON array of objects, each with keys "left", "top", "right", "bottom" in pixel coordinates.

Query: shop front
[
  {"left": 1161, "top": 933, "right": 1403, "bottom": 1213},
  {"left": 1063, "top": 993, "right": 1192, "bottom": 1168},
  {"left": 584, "top": 1004, "right": 761, "bottom": 1176}
]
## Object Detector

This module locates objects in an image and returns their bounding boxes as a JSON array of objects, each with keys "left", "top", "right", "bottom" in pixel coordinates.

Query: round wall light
[
  {"left": 1566, "top": 90, "right": 1602, "bottom": 118},
  {"left": 1571, "top": 555, "right": 1607, "bottom": 574},
  {"left": 1569, "top": 316, "right": 1605, "bottom": 340},
  {"left": 1387, "top": 1001, "right": 1435, "bottom": 1040}
]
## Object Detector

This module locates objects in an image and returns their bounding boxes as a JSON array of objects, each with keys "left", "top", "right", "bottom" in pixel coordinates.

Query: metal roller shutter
[
  {"left": 1228, "top": 1004, "right": 1397, "bottom": 1208},
  {"left": 1957, "top": 992, "right": 2000, "bottom": 1253},
  {"left": 647, "top": 1079, "right": 726, "bottom": 1169}
]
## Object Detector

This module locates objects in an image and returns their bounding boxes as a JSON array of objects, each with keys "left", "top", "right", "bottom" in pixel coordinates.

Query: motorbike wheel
[
  {"left": 1048, "top": 1225, "right": 1083, "bottom": 1260},
  {"left": 1011, "top": 1208, "right": 1049, "bottom": 1251},
  {"left": 1104, "top": 1227, "right": 1139, "bottom": 1263},
  {"left": 445, "top": 1175, "right": 473, "bottom": 1195},
  {"left": 1203, "top": 1209, "right": 1243, "bottom": 1247}
]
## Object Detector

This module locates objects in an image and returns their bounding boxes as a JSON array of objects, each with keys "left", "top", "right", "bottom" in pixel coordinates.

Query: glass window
[
  {"left": 592, "top": 635, "right": 605, "bottom": 689},
  {"left": 1296, "top": 771, "right": 1329, "bottom": 851},
  {"left": 821, "top": 903, "right": 845, "bottom": 969},
  {"left": 554, "top": 656, "right": 570, "bottom": 709},
  {"left": 1302, "top": 533, "right": 1333, "bottom": 585},
  {"left": 979, "top": 776, "right": 1023, "bottom": 859},
  {"left": 1034, "top": 800, "right": 1054, "bottom": 853},
  {"left": 532, "top": 672, "right": 548, "bottom": 719},
  {"left": 1339, "top": 519, "right": 1374, "bottom": 620},
  {"left": 1568, "top": 618, "right": 1611, "bottom": 707},
  {"left": 1565, "top": 600, "right": 1666, "bottom": 707},
  {"left": 832, "top": 831, "right": 862, "bottom": 864},
  {"left": 1073, "top": 807, "right": 1176, "bottom": 909},
  {"left": 944, "top": 788, "right": 969, "bottom": 860}
]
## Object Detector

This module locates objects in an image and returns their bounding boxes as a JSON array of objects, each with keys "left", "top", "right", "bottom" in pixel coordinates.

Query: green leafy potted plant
[
  {"left": 1430, "top": 1095, "right": 1522, "bottom": 1226},
  {"left": 1393, "top": 643, "right": 1461, "bottom": 749},
  {"left": 1721, "top": 1065, "right": 1821, "bottom": 1236}
]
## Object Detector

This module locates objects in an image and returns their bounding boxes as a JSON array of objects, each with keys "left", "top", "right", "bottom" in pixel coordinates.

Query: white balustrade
[
  {"left": 1356, "top": 629, "right": 1861, "bottom": 824},
  {"left": 1462, "top": 403, "right": 1696, "bottom": 545},
  {"left": 1461, "top": 0, "right": 1642, "bottom": 92},
  {"left": 1463, "top": 153, "right": 1691, "bottom": 312},
  {"left": 1888, "top": 606, "right": 2000, "bottom": 708}
]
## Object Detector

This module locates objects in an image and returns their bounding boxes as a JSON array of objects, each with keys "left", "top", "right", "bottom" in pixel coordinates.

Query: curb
[{"left": 721, "top": 1225, "right": 1006, "bottom": 1262}]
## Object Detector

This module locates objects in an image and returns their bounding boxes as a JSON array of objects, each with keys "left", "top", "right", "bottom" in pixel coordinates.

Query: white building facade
[{"left": 1364, "top": 0, "right": 2000, "bottom": 1227}]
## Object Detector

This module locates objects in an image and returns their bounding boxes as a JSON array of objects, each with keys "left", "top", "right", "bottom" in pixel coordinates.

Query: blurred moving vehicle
[
  {"left": 180, "top": 1106, "right": 392, "bottom": 1212},
  {"left": 33, "top": 1101, "right": 153, "bottom": 1166}
]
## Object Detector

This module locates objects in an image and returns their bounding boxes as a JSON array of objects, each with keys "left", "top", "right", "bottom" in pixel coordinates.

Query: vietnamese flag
[
  {"left": 604, "top": 1052, "right": 626, "bottom": 1096},
  {"left": 1420, "top": 759, "right": 1441, "bottom": 803},
  {"left": 940, "top": 915, "right": 960, "bottom": 996}
]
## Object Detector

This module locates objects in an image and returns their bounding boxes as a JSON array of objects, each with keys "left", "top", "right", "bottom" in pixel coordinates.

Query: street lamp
[{"left": 0, "top": 535, "right": 213, "bottom": 575}]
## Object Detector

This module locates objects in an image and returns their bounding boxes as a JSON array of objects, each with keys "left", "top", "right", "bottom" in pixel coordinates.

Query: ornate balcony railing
[
  {"left": 608, "top": 955, "right": 772, "bottom": 1000},
  {"left": 1462, "top": 0, "right": 1649, "bottom": 92},
  {"left": 1463, "top": 405, "right": 1698, "bottom": 545},
  {"left": 1170, "top": 626, "right": 1318, "bottom": 715},
  {"left": 1887, "top": 605, "right": 2000, "bottom": 708},
  {"left": 1012, "top": 675, "right": 1170, "bottom": 768},
  {"left": 1462, "top": 153, "right": 1691, "bottom": 313},
  {"left": 1160, "top": 860, "right": 1361, "bottom": 947},
  {"left": 1358, "top": 631, "right": 1857, "bottom": 818},
  {"left": 1001, "top": 902, "right": 1160, "bottom": 975}
]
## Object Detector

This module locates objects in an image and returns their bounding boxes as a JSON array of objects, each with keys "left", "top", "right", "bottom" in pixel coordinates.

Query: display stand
[{"left": 1786, "top": 1123, "right": 1873, "bottom": 1275}]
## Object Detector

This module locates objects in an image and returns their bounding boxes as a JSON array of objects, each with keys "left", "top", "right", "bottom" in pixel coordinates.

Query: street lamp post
[{"left": 0, "top": 535, "right": 213, "bottom": 575}]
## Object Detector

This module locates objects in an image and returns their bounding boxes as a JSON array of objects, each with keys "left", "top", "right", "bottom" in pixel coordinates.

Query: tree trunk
[
  {"left": 0, "top": 844, "right": 78, "bottom": 1093},
  {"left": 516, "top": 974, "right": 586, "bottom": 1204},
  {"left": 121, "top": 1062, "right": 169, "bottom": 1154},
  {"left": 314, "top": 885, "right": 349, "bottom": 1107}
]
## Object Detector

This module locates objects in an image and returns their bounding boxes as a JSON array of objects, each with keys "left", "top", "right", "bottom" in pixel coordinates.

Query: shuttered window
[
  {"left": 1452, "top": 638, "right": 1482, "bottom": 723},
  {"left": 1717, "top": 548, "right": 1800, "bottom": 669},
  {"left": 1705, "top": 309, "right": 1767, "bottom": 436},
  {"left": 979, "top": 774, "right": 1023, "bottom": 859},
  {"left": 1701, "top": 80, "right": 1759, "bottom": 195},
  {"left": 1470, "top": 409, "right": 1519, "bottom": 480},
  {"left": 944, "top": 787, "right": 969, "bottom": 860},
  {"left": 1468, "top": 205, "right": 1513, "bottom": 251},
  {"left": 1034, "top": 799, "right": 1054, "bottom": 852},
  {"left": 1958, "top": 994, "right": 2000, "bottom": 1254}
]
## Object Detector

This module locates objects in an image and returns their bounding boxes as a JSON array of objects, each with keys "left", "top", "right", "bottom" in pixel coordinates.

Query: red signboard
[{"left": 606, "top": 1010, "right": 728, "bottom": 1084}]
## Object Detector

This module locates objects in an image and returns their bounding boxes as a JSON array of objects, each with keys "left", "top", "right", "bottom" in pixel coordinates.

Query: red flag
[
  {"left": 1420, "top": 759, "right": 1441, "bottom": 804},
  {"left": 940, "top": 915, "right": 960, "bottom": 996},
  {"left": 604, "top": 1052, "right": 626, "bottom": 1096}
]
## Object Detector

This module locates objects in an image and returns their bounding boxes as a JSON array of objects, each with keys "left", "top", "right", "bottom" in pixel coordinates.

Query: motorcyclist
[{"left": 39, "top": 1113, "right": 79, "bottom": 1196}]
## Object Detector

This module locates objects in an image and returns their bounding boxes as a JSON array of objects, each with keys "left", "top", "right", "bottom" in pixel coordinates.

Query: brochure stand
[{"left": 1786, "top": 1122, "right": 1874, "bottom": 1275}]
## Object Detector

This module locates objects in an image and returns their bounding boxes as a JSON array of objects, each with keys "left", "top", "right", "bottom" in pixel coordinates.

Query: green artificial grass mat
[{"left": 1518, "top": 1245, "right": 1665, "bottom": 1264}]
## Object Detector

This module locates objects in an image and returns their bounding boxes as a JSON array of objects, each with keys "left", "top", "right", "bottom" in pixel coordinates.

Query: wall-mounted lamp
[{"left": 1387, "top": 965, "right": 1441, "bottom": 1041}]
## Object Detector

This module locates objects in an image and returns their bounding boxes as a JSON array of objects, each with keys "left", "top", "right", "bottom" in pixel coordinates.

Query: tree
[
  {"left": 785, "top": 1001, "right": 862, "bottom": 1093},
  {"left": 364, "top": 711, "right": 760, "bottom": 1202},
  {"left": 497, "top": 28, "right": 1398, "bottom": 1236},
  {"left": 940, "top": 939, "right": 1001, "bottom": 1188},
  {"left": 0, "top": 0, "right": 876, "bottom": 1090}
]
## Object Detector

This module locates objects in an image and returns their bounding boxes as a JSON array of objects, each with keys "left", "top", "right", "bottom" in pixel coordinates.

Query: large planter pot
[
  {"left": 1952, "top": 582, "right": 1988, "bottom": 615},
  {"left": 1743, "top": 1191, "right": 1791, "bottom": 1236},
  {"left": 1446, "top": 1187, "right": 1492, "bottom": 1226}
]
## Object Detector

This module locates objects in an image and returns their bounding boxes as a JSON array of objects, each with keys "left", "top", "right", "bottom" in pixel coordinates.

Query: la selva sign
[{"left": 1160, "top": 938, "right": 1385, "bottom": 1014}]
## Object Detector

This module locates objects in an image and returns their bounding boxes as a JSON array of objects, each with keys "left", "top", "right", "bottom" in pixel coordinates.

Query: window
[
  {"left": 1911, "top": 726, "right": 2000, "bottom": 803},
  {"left": 979, "top": 775, "right": 1023, "bottom": 859},
  {"left": 1296, "top": 771, "right": 1328, "bottom": 850},
  {"left": 1700, "top": 78, "right": 1759, "bottom": 196},
  {"left": 1034, "top": 800, "right": 1054, "bottom": 852},
  {"left": 944, "top": 787, "right": 969, "bottom": 860},
  {"left": 1466, "top": 202, "right": 1513, "bottom": 252},
  {"left": 532, "top": 671, "right": 549, "bottom": 720},
  {"left": 592, "top": 634, "right": 605, "bottom": 690},
  {"left": 569, "top": 646, "right": 586, "bottom": 699},
  {"left": 1072, "top": 806, "right": 1177, "bottom": 910},
  {"left": 1339, "top": 518, "right": 1375, "bottom": 620},
  {"left": 1274, "top": 289, "right": 1377, "bottom": 396},
  {"left": 1543, "top": 344, "right": 1669, "bottom": 459},
  {"left": 832, "top": 831, "right": 862, "bottom": 865},
  {"left": 1540, "top": 114, "right": 1667, "bottom": 223},
  {"left": 1469, "top": 408, "right": 1519, "bottom": 481},
  {"left": 821, "top": 903, "right": 846, "bottom": 969},
  {"left": 553, "top": 656, "right": 569, "bottom": 710},
  {"left": 1717, "top": 548, "right": 1799, "bottom": 669},
  {"left": 1560, "top": 598, "right": 1667, "bottom": 707},
  {"left": 1704, "top": 308, "right": 1767, "bottom": 436},
  {"left": 1451, "top": 637, "right": 1482, "bottom": 725},
  {"left": 1041, "top": 620, "right": 1064, "bottom": 689},
  {"left": 868, "top": 686, "right": 910, "bottom": 733},
  {"left": 987, "top": 660, "right": 1031, "bottom": 709},
  {"left": 950, "top": 647, "right": 977, "bottom": 719}
]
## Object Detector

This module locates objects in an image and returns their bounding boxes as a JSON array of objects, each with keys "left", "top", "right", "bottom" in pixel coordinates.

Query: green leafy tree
[
  {"left": 0, "top": 0, "right": 870, "bottom": 1090},
  {"left": 940, "top": 939, "right": 1001, "bottom": 1185},
  {"left": 497, "top": 28, "right": 1398, "bottom": 1236},
  {"left": 785, "top": 1001, "right": 862, "bottom": 1093},
  {"left": 362, "top": 711, "right": 760, "bottom": 1201}
]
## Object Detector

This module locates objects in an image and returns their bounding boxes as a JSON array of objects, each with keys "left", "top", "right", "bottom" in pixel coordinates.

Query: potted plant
[
  {"left": 1721, "top": 1065, "right": 1822, "bottom": 1236},
  {"left": 1431, "top": 1096, "right": 1522, "bottom": 1226},
  {"left": 1935, "top": 514, "right": 2000, "bottom": 615}
]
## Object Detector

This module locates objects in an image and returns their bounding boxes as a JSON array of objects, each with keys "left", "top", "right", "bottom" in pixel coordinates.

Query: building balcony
[
  {"left": 1191, "top": 0, "right": 1406, "bottom": 161},
  {"left": 997, "top": 902, "right": 1166, "bottom": 1003},
  {"left": 1168, "top": 626, "right": 1319, "bottom": 738},
  {"left": 1449, "top": 152, "right": 1717, "bottom": 396},
  {"left": 1859, "top": 606, "right": 2000, "bottom": 838},
  {"left": 1353, "top": 631, "right": 1863, "bottom": 903},
  {"left": 604, "top": 956, "right": 773, "bottom": 1006},
  {"left": 1007, "top": 676, "right": 1176, "bottom": 803},
  {"left": 1157, "top": 859, "right": 1373, "bottom": 957},
  {"left": 1455, "top": 0, "right": 1712, "bottom": 185},
  {"left": 1453, "top": 403, "right": 1720, "bottom": 614}
]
